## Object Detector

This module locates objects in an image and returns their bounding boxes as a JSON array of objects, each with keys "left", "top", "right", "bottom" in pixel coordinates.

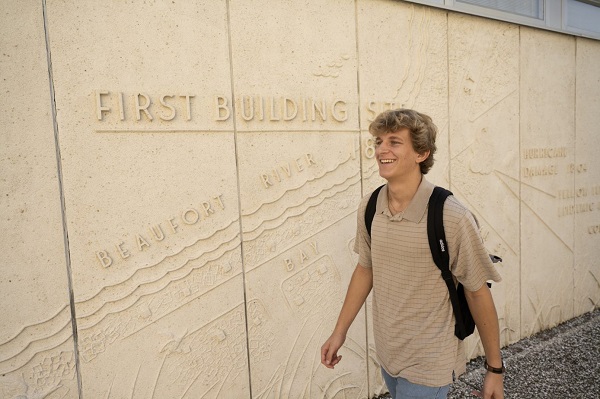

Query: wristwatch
[{"left": 484, "top": 360, "right": 506, "bottom": 374}]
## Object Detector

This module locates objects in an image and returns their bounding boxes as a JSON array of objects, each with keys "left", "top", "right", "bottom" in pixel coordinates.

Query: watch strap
[{"left": 484, "top": 360, "right": 506, "bottom": 374}]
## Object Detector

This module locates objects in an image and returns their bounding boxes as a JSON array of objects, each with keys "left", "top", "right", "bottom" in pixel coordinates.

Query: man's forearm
[
  {"left": 332, "top": 263, "right": 373, "bottom": 336},
  {"left": 464, "top": 284, "right": 502, "bottom": 366}
]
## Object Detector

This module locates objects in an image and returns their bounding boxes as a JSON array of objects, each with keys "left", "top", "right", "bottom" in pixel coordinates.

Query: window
[
  {"left": 402, "top": 0, "right": 600, "bottom": 40},
  {"left": 456, "top": 0, "right": 543, "bottom": 19},
  {"left": 566, "top": 0, "right": 600, "bottom": 35},
  {"left": 575, "top": 0, "right": 600, "bottom": 7}
]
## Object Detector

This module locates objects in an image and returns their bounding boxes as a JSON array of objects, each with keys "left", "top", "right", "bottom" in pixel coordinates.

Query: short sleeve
[
  {"left": 445, "top": 198, "right": 502, "bottom": 291},
  {"left": 354, "top": 193, "right": 373, "bottom": 268}
]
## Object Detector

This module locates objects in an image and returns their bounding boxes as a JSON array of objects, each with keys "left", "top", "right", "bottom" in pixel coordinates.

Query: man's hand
[
  {"left": 320, "top": 332, "right": 346, "bottom": 369},
  {"left": 320, "top": 263, "right": 372, "bottom": 369},
  {"left": 473, "top": 372, "right": 504, "bottom": 398}
]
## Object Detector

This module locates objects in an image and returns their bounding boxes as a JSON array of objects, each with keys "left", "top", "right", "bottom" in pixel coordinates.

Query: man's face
[{"left": 374, "top": 129, "right": 425, "bottom": 182}]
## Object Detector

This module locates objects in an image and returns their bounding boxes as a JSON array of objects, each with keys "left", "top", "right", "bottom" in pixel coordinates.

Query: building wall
[{"left": 1, "top": 0, "right": 599, "bottom": 398}]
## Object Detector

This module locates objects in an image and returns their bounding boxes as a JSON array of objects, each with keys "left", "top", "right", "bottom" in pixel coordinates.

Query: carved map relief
[
  {"left": 448, "top": 14, "right": 521, "bottom": 353},
  {"left": 356, "top": 1, "right": 449, "bottom": 392},
  {"left": 236, "top": 132, "right": 365, "bottom": 398},
  {"left": 229, "top": 0, "right": 367, "bottom": 395},
  {"left": 72, "top": 191, "right": 249, "bottom": 398},
  {"left": 245, "top": 244, "right": 369, "bottom": 399},
  {"left": 44, "top": 1, "right": 250, "bottom": 397},
  {"left": 574, "top": 38, "right": 600, "bottom": 316},
  {"left": 520, "top": 28, "right": 576, "bottom": 336},
  {"left": 0, "top": 1, "right": 77, "bottom": 398},
  {"left": 237, "top": 134, "right": 360, "bottom": 268}
]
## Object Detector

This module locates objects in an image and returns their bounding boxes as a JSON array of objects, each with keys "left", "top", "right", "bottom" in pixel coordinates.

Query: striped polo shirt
[{"left": 354, "top": 177, "right": 501, "bottom": 387}]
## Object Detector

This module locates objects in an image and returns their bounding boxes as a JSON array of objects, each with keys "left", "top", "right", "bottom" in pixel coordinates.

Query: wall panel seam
[
  {"left": 446, "top": 10, "right": 451, "bottom": 190},
  {"left": 224, "top": 0, "right": 254, "bottom": 397},
  {"left": 518, "top": 24, "right": 522, "bottom": 340},
  {"left": 41, "top": 0, "right": 83, "bottom": 397},
  {"left": 353, "top": 1, "right": 371, "bottom": 396},
  {"left": 573, "top": 36, "right": 578, "bottom": 318}
]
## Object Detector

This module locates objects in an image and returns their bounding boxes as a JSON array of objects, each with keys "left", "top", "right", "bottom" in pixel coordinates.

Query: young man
[{"left": 321, "top": 109, "right": 505, "bottom": 399}]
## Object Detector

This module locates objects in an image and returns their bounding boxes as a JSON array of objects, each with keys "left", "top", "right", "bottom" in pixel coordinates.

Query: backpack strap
[
  {"left": 427, "top": 186, "right": 469, "bottom": 339},
  {"left": 427, "top": 187, "right": 452, "bottom": 272},
  {"left": 365, "top": 185, "right": 384, "bottom": 237}
]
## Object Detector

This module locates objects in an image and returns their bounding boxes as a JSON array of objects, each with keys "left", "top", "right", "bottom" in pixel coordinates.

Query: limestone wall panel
[
  {"left": 520, "top": 28, "right": 576, "bottom": 336},
  {"left": 448, "top": 14, "right": 521, "bottom": 355},
  {"left": 574, "top": 38, "right": 600, "bottom": 316},
  {"left": 0, "top": 1, "right": 77, "bottom": 398},
  {"left": 45, "top": 1, "right": 250, "bottom": 397},
  {"left": 236, "top": 131, "right": 364, "bottom": 397},
  {"left": 229, "top": 0, "right": 368, "bottom": 396}
]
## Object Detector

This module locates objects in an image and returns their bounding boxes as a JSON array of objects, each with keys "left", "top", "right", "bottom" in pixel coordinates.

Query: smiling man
[{"left": 321, "top": 109, "right": 505, "bottom": 399}]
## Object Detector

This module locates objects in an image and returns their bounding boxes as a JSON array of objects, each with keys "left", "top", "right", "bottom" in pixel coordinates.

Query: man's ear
[{"left": 416, "top": 150, "right": 430, "bottom": 164}]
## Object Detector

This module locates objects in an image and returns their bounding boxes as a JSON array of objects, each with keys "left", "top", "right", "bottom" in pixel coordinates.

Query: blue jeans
[{"left": 381, "top": 367, "right": 451, "bottom": 399}]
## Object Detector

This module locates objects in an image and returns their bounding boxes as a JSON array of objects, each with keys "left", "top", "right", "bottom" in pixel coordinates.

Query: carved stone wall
[{"left": 1, "top": 1, "right": 599, "bottom": 398}]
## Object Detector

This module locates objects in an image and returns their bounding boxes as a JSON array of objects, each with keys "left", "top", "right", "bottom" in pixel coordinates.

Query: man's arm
[
  {"left": 321, "top": 263, "right": 373, "bottom": 369},
  {"left": 464, "top": 284, "right": 504, "bottom": 399}
]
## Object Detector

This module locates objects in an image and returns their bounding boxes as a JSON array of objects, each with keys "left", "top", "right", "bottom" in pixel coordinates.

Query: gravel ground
[{"left": 373, "top": 308, "right": 600, "bottom": 399}]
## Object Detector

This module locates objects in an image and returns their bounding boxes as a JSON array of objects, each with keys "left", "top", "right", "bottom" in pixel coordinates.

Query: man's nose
[{"left": 377, "top": 142, "right": 389, "bottom": 153}]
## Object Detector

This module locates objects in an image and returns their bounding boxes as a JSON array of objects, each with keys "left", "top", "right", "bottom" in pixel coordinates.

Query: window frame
[{"left": 401, "top": 0, "right": 600, "bottom": 40}]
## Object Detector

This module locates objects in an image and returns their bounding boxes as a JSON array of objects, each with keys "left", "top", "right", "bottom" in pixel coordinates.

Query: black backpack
[{"left": 365, "top": 185, "right": 501, "bottom": 340}]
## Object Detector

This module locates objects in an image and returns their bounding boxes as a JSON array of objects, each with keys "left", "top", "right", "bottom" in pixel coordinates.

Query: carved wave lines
[
  {"left": 246, "top": 182, "right": 358, "bottom": 272},
  {"left": 241, "top": 152, "right": 361, "bottom": 270},
  {"left": 77, "top": 219, "right": 240, "bottom": 304},
  {"left": 242, "top": 153, "right": 360, "bottom": 238},
  {"left": 77, "top": 235, "right": 241, "bottom": 331},
  {"left": 77, "top": 225, "right": 241, "bottom": 329},
  {"left": 0, "top": 220, "right": 241, "bottom": 372},
  {"left": 242, "top": 152, "right": 356, "bottom": 218},
  {"left": 0, "top": 306, "right": 73, "bottom": 375},
  {"left": 244, "top": 172, "right": 360, "bottom": 242}
]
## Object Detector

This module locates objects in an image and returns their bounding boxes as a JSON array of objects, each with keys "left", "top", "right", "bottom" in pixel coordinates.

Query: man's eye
[{"left": 374, "top": 141, "right": 382, "bottom": 146}]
